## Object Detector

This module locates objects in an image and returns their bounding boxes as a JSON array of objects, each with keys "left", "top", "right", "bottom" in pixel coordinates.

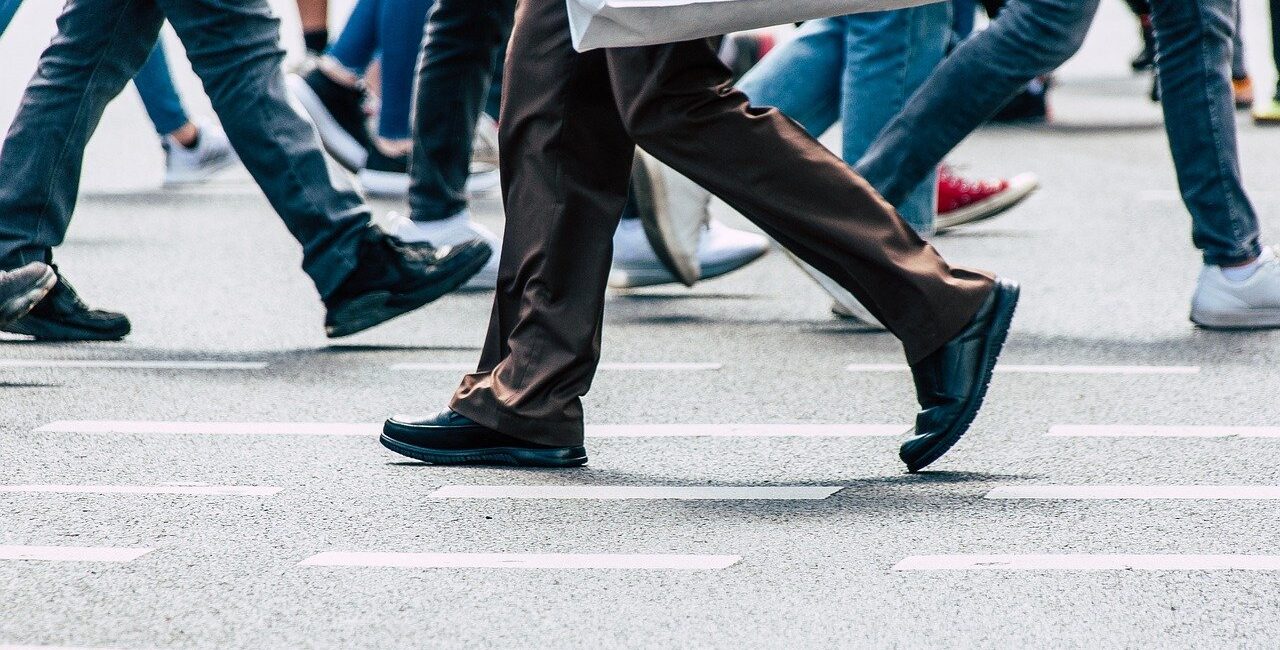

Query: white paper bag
[{"left": 567, "top": 0, "right": 946, "bottom": 51}]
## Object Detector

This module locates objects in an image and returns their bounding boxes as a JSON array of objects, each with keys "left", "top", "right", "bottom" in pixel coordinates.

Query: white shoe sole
[
  {"left": 608, "top": 245, "right": 767, "bottom": 289},
  {"left": 1190, "top": 307, "right": 1280, "bottom": 329},
  {"left": 359, "top": 168, "right": 410, "bottom": 199},
  {"left": 287, "top": 74, "right": 367, "bottom": 172},
  {"left": 631, "top": 153, "right": 704, "bottom": 286},
  {"left": 936, "top": 172, "right": 1039, "bottom": 233},
  {"left": 783, "top": 249, "right": 887, "bottom": 330},
  {"left": 162, "top": 152, "right": 238, "bottom": 187}
]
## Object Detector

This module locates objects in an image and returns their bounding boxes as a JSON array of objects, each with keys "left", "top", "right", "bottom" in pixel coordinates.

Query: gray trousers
[{"left": 0, "top": 0, "right": 370, "bottom": 298}]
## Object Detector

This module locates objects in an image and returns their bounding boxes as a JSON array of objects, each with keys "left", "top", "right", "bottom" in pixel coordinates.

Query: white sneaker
[
  {"left": 1191, "top": 247, "right": 1280, "bottom": 329},
  {"left": 163, "top": 120, "right": 238, "bottom": 186},
  {"left": 376, "top": 211, "right": 501, "bottom": 290},
  {"left": 608, "top": 218, "right": 769, "bottom": 289},
  {"left": 629, "top": 150, "right": 714, "bottom": 285},
  {"left": 466, "top": 114, "right": 501, "bottom": 197},
  {"left": 782, "top": 251, "right": 887, "bottom": 331}
]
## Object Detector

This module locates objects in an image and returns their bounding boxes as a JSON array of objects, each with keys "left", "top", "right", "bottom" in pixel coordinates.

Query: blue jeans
[
  {"left": 328, "top": 0, "right": 434, "bottom": 139},
  {"left": 133, "top": 41, "right": 190, "bottom": 136},
  {"left": 1, "top": 0, "right": 189, "bottom": 138},
  {"left": 735, "top": 6, "right": 950, "bottom": 234},
  {"left": 0, "top": 0, "right": 369, "bottom": 297},
  {"left": 857, "top": 0, "right": 1261, "bottom": 266}
]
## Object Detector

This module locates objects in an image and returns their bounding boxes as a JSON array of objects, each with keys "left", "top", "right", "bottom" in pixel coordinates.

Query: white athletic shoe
[
  {"left": 629, "top": 150, "right": 714, "bottom": 286},
  {"left": 1191, "top": 247, "right": 1280, "bottom": 329},
  {"left": 376, "top": 211, "right": 501, "bottom": 290},
  {"left": 466, "top": 113, "right": 501, "bottom": 197},
  {"left": 608, "top": 218, "right": 769, "bottom": 289},
  {"left": 162, "top": 120, "right": 238, "bottom": 186}
]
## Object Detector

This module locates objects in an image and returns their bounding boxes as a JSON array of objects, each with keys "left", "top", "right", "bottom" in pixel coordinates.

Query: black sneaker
[
  {"left": 2, "top": 266, "right": 131, "bottom": 341},
  {"left": 990, "top": 79, "right": 1051, "bottom": 124},
  {"left": 324, "top": 227, "right": 492, "bottom": 338},
  {"left": 0, "top": 262, "right": 56, "bottom": 327},
  {"left": 286, "top": 69, "right": 372, "bottom": 171},
  {"left": 357, "top": 148, "right": 410, "bottom": 198}
]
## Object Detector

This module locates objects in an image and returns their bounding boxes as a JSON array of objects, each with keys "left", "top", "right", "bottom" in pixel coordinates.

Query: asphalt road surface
[{"left": 2, "top": 2, "right": 1279, "bottom": 648}]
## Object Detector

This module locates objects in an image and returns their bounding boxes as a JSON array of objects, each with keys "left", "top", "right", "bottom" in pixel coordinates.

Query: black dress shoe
[
  {"left": 382, "top": 410, "right": 588, "bottom": 467},
  {"left": 324, "top": 228, "right": 492, "bottom": 338},
  {"left": 900, "top": 278, "right": 1020, "bottom": 473},
  {"left": 2, "top": 266, "right": 131, "bottom": 341}
]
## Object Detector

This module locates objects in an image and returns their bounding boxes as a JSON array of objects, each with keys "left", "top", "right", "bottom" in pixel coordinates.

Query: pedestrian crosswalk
[
  {"left": 845, "top": 363, "right": 1201, "bottom": 375},
  {"left": 4, "top": 416, "right": 1278, "bottom": 578},
  {"left": 299, "top": 552, "right": 742, "bottom": 570},
  {"left": 0, "top": 357, "right": 1219, "bottom": 376},
  {"left": 427, "top": 485, "right": 843, "bottom": 499},
  {"left": 1048, "top": 425, "right": 1280, "bottom": 438},
  {"left": 0, "top": 484, "right": 280, "bottom": 496},
  {"left": 34, "top": 421, "right": 909, "bottom": 438},
  {"left": 986, "top": 485, "right": 1280, "bottom": 500}
]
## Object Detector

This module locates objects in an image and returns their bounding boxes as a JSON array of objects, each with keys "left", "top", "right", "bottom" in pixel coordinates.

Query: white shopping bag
[{"left": 567, "top": 0, "right": 945, "bottom": 51}]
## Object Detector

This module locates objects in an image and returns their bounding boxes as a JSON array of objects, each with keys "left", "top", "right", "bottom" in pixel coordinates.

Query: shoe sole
[
  {"left": 903, "top": 281, "right": 1021, "bottom": 473},
  {"left": 782, "top": 250, "right": 888, "bottom": 330},
  {"left": 358, "top": 168, "right": 410, "bottom": 199},
  {"left": 0, "top": 266, "right": 57, "bottom": 327},
  {"left": 1190, "top": 308, "right": 1280, "bottom": 330},
  {"left": 631, "top": 154, "right": 701, "bottom": 287},
  {"left": 325, "top": 246, "right": 492, "bottom": 338},
  {"left": 607, "top": 246, "right": 767, "bottom": 289},
  {"left": 379, "top": 433, "right": 588, "bottom": 467},
  {"left": 286, "top": 74, "right": 368, "bottom": 172},
  {"left": 935, "top": 174, "right": 1040, "bottom": 233},
  {"left": 162, "top": 150, "right": 239, "bottom": 187}
]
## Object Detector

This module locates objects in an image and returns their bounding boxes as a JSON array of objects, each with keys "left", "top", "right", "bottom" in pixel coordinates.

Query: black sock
[{"left": 304, "top": 29, "right": 329, "bottom": 54}]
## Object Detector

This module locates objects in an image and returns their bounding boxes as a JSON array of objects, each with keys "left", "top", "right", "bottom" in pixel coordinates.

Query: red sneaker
[{"left": 935, "top": 165, "right": 1039, "bottom": 233}]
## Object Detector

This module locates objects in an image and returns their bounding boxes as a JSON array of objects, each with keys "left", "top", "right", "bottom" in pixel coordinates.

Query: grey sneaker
[
  {"left": 163, "top": 120, "right": 238, "bottom": 186},
  {"left": 1191, "top": 247, "right": 1280, "bottom": 329},
  {"left": 0, "top": 262, "right": 56, "bottom": 327}
]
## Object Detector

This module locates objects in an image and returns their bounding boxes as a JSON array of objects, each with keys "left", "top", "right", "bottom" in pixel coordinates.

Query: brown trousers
[{"left": 451, "top": 0, "right": 995, "bottom": 447}]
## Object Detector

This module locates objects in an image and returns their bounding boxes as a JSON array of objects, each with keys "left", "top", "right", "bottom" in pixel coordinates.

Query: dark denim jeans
[
  {"left": 0, "top": 0, "right": 370, "bottom": 298},
  {"left": 407, "top": 0, "right": 514, "bottom": 223},
  {"left": 2, "top": 0, "right": 189, "bottom": 139},
  {"left": 856, "top": 0, "right": 1261, "bottom": 266}
]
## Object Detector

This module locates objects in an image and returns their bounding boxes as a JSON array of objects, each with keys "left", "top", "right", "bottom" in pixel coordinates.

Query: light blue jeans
[
  {"left": 735, "top": 5, "right": 951, "bottom": 235},
  {"left": 857, "top": 0, "right": 1260, "bottom": 266},
  {"left": 2, "top": 0, "right": 189, "bottom": 137}
]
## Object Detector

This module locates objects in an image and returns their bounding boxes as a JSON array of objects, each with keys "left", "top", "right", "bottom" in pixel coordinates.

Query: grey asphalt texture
[{"left": 2, "top": 2, "right": 1280, "bottom": 648}]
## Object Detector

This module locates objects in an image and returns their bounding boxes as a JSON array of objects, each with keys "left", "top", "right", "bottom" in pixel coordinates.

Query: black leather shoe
[
  {"left": 2, "top": 266, "right": 131, "bottom": 341},
  {"left": 900, "top": 278, "right": 1020, "bottom": 473},
  {"left": 324, "top": 228, "right": 491, "bottom": 338},
  {"left": 382, "top": 410, "right": 588, "bottom": 467},
  {"left": 0, "top": 262, "right": 55, "bottom": 327}
]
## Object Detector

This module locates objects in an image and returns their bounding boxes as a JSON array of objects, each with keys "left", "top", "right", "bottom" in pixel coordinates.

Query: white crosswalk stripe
[
  {"left": 986, "top": 485, "right": 1280, "bottom": 500},
  {"left": 391, "top": 362, "right": 722, "bottom": 371},
  {"left": 0, "top": 484, "right": 281, "bottom": 496},
  {"left": 0, "top": 359, "right": 267, "bottom": 370},
  {"left": 34, "top": 421, "right": 907, "bottom": 438},
  {"left": 428, "top": 485, "right": 842, "bottom": 500},
  {"left": 846, "top": 363, "right": 1200, "bottom": 375},
  {"left": 1049, "top": 425, "right": 1280, "bottom": 438},
  {"left": 894, "top": 554, "right": 1280, "bottom": 571},
  {"left": 299, "top": 552, "right": 741, "bottom": 570}
]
